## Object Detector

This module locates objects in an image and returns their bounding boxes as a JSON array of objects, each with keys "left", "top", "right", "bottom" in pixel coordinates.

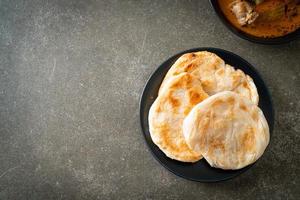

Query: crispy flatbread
[
  {"left": 159, "top": 51, "right": 259, "bottom": 105},
  {"left": 183, "top": 91, "right": 269, "bottom": 169},
  {"left": 149, "top": 73, "right": 208, "bottom": 162}
]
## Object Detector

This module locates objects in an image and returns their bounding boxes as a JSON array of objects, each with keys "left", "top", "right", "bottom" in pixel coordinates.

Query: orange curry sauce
[{"left": 218, "top": 0, "right": 300, "bottom": 38}]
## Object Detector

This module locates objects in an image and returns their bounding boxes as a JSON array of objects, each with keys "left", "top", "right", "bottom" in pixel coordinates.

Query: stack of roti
[{"left": 148, "top": 51, "right": 269, "bottom": 170}]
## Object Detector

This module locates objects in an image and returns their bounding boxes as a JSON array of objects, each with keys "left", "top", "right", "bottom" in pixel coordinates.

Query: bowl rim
[{"left": 209, "top": 0, "right": 300, "bottom": 45}]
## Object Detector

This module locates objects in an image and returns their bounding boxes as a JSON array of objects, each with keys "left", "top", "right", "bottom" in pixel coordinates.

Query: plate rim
[{"left": 139, "top": 47, "right": 274, "bottom": 182}]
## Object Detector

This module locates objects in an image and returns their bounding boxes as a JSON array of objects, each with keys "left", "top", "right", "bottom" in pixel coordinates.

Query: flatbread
[
  {"left": 159, "top": 51, "right": 259, "bottom": 105},
  {"left": 183, "top": 91, "right": 269, "bottom": 169},
  {"left": 149, "top": 73, "right": 209, "bottom": 162}
]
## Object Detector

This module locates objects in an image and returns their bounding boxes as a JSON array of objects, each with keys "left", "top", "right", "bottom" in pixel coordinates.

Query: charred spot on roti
[
  {"left": 240, "top": 127, "right": 255, "bottom": 153},
  {"left": 210, "top": 139, "right": 225, "bottom": 151},
  {"left": 155, "top": 104, "right": 162, "bottom": 112},
  {"left": 240, "top": 103, "right": 248, "bottom": 111},
  {"left": 252, "top": 109, "right": 259, "bottom": 121},
  {"left": 168, "top": 95, "right": 181, "bottom": 109},
  {"left": 227, "top": 96, "right": 235, "bottom": 105},
  {"left": 232, "top": 72, "right": 243, "bottom": 88},
  {"left": 216, "top": 68, "right": 225, "bottom": 75},
  {"left": 184, "top": 63, "right": 197, "bottom": 72},
  {"left": 188, "top": 89, "right": 208, "bottom": 105},
  {"left": 201, "top": 79, "right": 215, "bottom": 92},
  {"left": 212, "top": 99, "right": 225, "bottom": 107}
]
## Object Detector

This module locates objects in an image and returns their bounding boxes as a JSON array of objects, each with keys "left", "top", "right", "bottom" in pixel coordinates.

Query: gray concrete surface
[{"left": 0, "top": 0, "right": 299, "bottom": 199}]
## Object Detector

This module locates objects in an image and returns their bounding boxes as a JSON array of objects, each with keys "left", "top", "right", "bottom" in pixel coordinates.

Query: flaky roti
[
  {"left": 149, "top": 73, "right": 209, "bottom": 162},
  {"left": 159, "top": 51, "right": 259, "bottom": 105},
  {"left": 183, "top": 91, "right": 269, "bottom": 169}
]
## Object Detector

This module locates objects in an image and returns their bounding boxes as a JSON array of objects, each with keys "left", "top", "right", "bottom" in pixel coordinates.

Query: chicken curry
[{"left": 218, "top": 0, "right": 300, "bottom": 38}]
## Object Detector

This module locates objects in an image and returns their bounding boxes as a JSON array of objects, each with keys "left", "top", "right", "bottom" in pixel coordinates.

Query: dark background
[{"left": 0, "top": 0, "right": 299, "bottom": 199}]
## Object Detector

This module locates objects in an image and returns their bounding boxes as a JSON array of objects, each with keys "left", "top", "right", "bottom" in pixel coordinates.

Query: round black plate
[
  {"left": 210, "top": 0, "right": 300, "bottom": 45},
  {"left": 139, "top": 47, "right": 274, "bottom": 182}
]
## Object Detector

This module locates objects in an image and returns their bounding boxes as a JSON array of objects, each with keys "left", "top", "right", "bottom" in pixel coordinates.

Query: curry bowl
[{"left": 210, "top": 0, "right": 300, "bottom": 44}]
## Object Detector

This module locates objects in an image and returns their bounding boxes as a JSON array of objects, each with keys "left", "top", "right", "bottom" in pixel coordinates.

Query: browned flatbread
[
  {"left": 159, "top": 51, "right": 259, "bottom": 105},
  {"left": 183, "top": 91, "right": 269, "bottom": 169},
  {"left": 148, "top": 73, "right": 209, "bottom": 162}
]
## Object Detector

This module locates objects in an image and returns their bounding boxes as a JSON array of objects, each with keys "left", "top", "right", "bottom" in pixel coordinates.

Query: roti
[
  {"left": 148, "top": 73, "right": 209, "bottom": 162},
  {"left": 183, "top": 91, "right": 269, "bottom": 169},
  {"left": 159, "top": 51, "right": 259, "bottom": 105}
]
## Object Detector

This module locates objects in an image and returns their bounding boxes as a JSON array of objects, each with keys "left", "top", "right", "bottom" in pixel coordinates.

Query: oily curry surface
[{"left": 218, "top": 0, "right": 300, "bottom": 38}]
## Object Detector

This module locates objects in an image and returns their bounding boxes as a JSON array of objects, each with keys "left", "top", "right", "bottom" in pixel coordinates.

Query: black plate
[
  {"left": 139, "top": 47, "right": 274, "bottom": 182},
  {"left": 210, "top": 0, "right": 300, "bottom": 45}
]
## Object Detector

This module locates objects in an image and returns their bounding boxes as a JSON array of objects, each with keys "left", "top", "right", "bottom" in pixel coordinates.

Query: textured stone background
[{"left": 0, "top": 0, "right": 299, "bottom": 199}]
